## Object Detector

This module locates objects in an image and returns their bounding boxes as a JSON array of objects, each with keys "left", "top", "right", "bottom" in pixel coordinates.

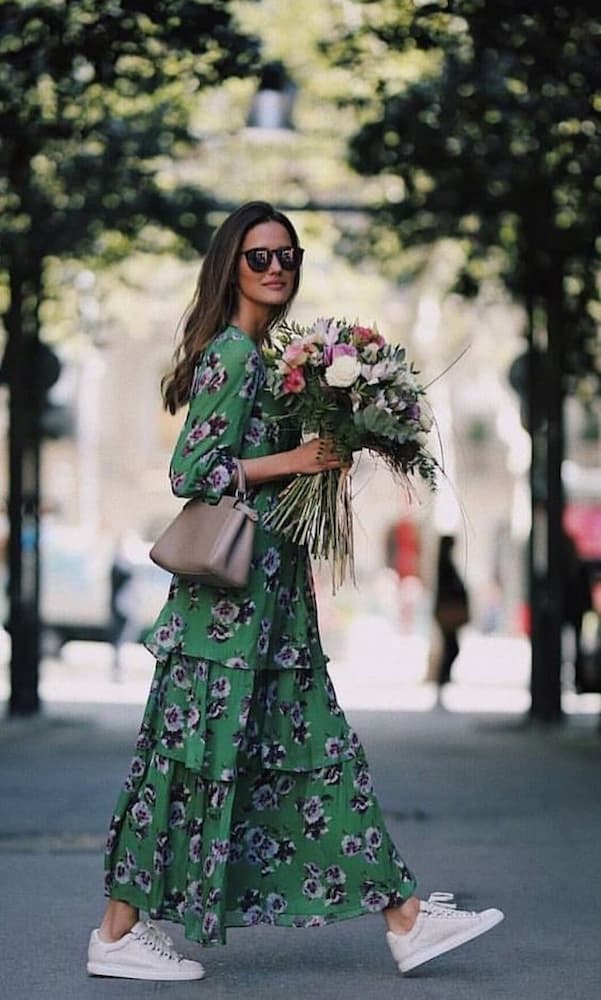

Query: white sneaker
[
  {"left": 386, "top": 895, "right": 504, "bottom": 974},
  {"left": 87, "top": 920, "right": 206, "bottom": 981}
]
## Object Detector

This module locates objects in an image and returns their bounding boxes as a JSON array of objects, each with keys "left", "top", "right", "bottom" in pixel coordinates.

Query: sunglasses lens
[
  {"left": 242, "top": 247, "right": 304, "bottom": 272},
  {"left": 246, "top": 249, "right": 270, "bottom": 272}
]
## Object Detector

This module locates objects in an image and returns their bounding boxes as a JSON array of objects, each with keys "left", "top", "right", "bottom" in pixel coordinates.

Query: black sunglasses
[{"left": 240, "top": 245, "right": 305, "bottom": 273}]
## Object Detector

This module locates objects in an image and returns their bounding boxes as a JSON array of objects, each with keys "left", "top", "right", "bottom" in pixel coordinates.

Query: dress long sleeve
[{"left": 169, "top": 334, "right": 263, "bottom": 503}]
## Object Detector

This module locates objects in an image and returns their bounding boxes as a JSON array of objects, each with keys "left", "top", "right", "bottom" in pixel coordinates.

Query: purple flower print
[
  {"left": 131, "top": 800, "right": 153, "bottom": 828},
  {"left": 208, "top": 414, "right": 229, "bottom": 437},
  {"left": 276, "top": 838, "right": 296, "bottom": 864},
  {"left": 321, "top": 764, "right": 343, "bottom": 786},
  {"left": 351, "top": 793, "right": 371, "bottom": 814},
  {"left": 361, "top": 888, "right": 388, "bottom": 912},
  {"left": 302, "top": 878, "right": 325, "bottom": 899},
  {"left": 152, "top": 753, "right": 169, "bottom": 774},
  {"left": 169, "top": 802, "right": 186, "bottom": 828},
  {"left": 353, "top": 768, "right": 373, "bottom": 794},
  {"left": 341, "top": 834, "right": 362, "bottom": 857},
  {"left": 209, "top": 783, "right": 229, "bottom": 810},
  {"left": 134, "top": 870, "right": 152, "bottom": 894},
  {"left": 238, "top": 694, "right": 252, "bottom": 725},
  {"left": 195, "top": 660, "right": 209, "bottom": 681},
  {"left": 304, "top": 861, "right": 322, "bottom": 878},
  {"left": 266, "top": 893, "right": 287, "bottom": 915},
  {"left": 210, "top": 676, "right": 231, "bottom": 699},
  {"left": 365, "top": 826, "right": 383, "bottom": 849},
  {"left": 211, "top": 838, "right": 230, "bottom": 862},
  {"left": 163, "top": 704, "right": 184, "bottom": 733},
  {"left": 207, "top": 700, "right": 226, "bottom": 721},
  {"left": 207, "top": 887, "right": 222, "bottom": 907},
  {"left": 289, "top": 702, "right": 304, "bottom": 726},
  {"left": 348, "top": 730, "right": 360, "bottom": 752},
  {"left": 212, "top": 599, "right": 240, "bottom": 625},
  {"left": 363, "top": 848, "right": 378, "bottom": 864},
  {"left": 326, "top": 885, "right": 347, "bottom": 905},
  {"left": 186, "top": 706, "right": 201, "bottom": 732},
  {"left": 303, "top": 916, "right": 326, "bottom": 928},
  {"left": 257, "top": 632, "right": 269, "bottom": 655},
  {"left": 169, "top": 471, "right": 185, "bottom": 493},
  {"left": 260, "top": 837, "right": 279, "bottom": 860},
  {"left": 243, "top": 417, "right": 265, "bottom": 446},
  {"left": 262, "top": 742, "right": 287, "bottom": 766},
  {"left": 170, "top": 662, "right": 190, "bottom": 689},
  {"left": 275, "top": 775, "right": 296, "bottom": 798},
  {"left": 207, "top": 622, "right": 232, "bottom": 642},
  {"left": 189, "top": 834, "right": 203, "bottom": 863},
  {"left": 302, "top": 795, "right": 325, "bottom": 824},
  {"left": 237, "top": 599, "right": 256, "bottom": 625},
  {"left": 114, "top": 861, "right": 130, "bottom": 884},
  {"left": 305, "top": 816, "right": 328, "bottom": 840},
  {"left": 183, "top": 420, "right": 211, "bottom": 453},
  {"left": 252, "top": 784, "right": 276, "bottom": 811},
  {"left": 325, "top": 864, "right": 347, "bottom": 885},
  {"left": 152, "top": 614, "right": 184, "bottom": 651},
  {"left": 203, "top": 855, "right": 216, "bottom": 878},
  {"left": 325, "top": 736, "right": 345, "bottom": 758},
  {"left": 245, "top": 827, "right": 266, "bottom": 852},
  {"left": 262, "top": 546, "right": 281, "bottom": 576},
  {"left": 123, "top": 755, "right": 145, "bottom": 790},
  {"left": 226, "top": 655, "right": 249, "bottom": 670},
  {"left": 153, "top": 840, "right": 174, "bottom": 874},
  {"left": 274, "top": 645, "right": 298, "bottom": 669},
  {"left": 202, "top": 912, "right": 219, "bottom": 940},
  {"left": 208, "top": 464, "right": 232, "bottom": 491},
  {"left": 242, "top": 905, "right": 263, "bottom": 926}
]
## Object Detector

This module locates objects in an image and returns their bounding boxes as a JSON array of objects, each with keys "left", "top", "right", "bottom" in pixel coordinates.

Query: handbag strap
[{"left": 233, "top": 458, "right": 248, "bottom": 500}]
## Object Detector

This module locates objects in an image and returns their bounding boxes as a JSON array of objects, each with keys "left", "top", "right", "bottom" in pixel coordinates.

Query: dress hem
[{"left": 106, "top": 879, "right": 418, "bottom": 947}]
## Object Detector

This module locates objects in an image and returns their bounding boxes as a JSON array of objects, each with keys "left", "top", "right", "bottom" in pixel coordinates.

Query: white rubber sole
[
  {"left": 388, "top": 907, "right": 504, "bottom": 973},
  {"left": 87, "top": 960, "right": 205, "bottom": 981}
]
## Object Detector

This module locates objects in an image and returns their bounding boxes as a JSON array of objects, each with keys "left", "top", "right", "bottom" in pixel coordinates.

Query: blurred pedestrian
[
  {"left": 87, "top": 203, "right": 502, "bottom": 983},
  {"left": 432, "top": 536, "right": 470, "bottom": 695},
  {"left": 562, "top": 531, "right": 592, "bottom": 692}
]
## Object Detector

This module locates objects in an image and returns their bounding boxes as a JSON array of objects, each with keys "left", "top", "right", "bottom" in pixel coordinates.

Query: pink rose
[
  {"left": 352, "top": 325, "right": 385, "bottom": 348},
  {"left": 282, "top": 341, "right": 308, "bottom": 368},
  {"left": 283, "top": 368, "right": 306, "bottom": 394}
]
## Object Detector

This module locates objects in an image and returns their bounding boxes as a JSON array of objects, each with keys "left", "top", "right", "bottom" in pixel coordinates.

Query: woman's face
[{"left": 236, "top": 220, "right": 299, "bottom": 315}]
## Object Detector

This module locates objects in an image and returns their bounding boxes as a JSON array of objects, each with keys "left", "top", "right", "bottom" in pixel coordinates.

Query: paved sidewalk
[{"left": 1, "top": 693, "right": 601, "bottom": 1000}]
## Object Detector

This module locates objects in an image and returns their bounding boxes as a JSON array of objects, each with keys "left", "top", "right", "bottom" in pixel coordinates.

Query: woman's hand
[{"left": 290, "top": 437, "right": 350, "bottom": 475}]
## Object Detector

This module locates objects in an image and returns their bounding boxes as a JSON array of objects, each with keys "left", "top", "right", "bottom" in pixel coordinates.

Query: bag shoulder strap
[{"left": 234, "top": 458, "right": 248, "bottom": 499}]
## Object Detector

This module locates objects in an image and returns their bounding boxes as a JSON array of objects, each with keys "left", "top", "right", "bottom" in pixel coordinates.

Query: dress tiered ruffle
[{"left": 105, "top": 650, "right": 416, "bottom": 945}]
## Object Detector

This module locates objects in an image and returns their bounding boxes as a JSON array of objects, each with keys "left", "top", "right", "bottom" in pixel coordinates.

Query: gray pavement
[{"left": 1, "top": 695, "right": 601, "bottom": 1000}]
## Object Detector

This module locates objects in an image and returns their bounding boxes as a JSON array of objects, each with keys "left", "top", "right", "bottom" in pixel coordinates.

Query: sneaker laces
[{"left": 133, "top": 921, "right": 183, "bottom": 963}]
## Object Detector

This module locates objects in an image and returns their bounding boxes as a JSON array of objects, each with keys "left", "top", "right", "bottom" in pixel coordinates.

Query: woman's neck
[{"left": 230, "top": 304, "right": 274, "bottom": 343}]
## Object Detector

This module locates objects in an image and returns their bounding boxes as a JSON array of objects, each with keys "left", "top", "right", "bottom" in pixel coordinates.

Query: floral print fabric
[
  {"left": 105, "top": 653, "right": 416, "bottom": 944},
  {"left": 104, "top": 326, "right": 416, "bottom": 945}
]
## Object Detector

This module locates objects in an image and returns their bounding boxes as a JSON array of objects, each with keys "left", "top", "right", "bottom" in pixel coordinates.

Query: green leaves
[{"left": 0, "top": 0, "right": 259, "bottom": 271}]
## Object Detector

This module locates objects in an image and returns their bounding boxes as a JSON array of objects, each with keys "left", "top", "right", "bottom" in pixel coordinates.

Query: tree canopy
[
  {"left": 336, "top": 0, "right": 601, "bottom": 387},
  {"left": 0, "top": 0, "right": 258, "bottom": 275}
]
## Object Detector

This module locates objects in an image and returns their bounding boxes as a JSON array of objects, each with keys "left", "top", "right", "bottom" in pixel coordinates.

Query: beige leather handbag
[{"left": 149, "top": 459, "right": 258, "bottom": 589}]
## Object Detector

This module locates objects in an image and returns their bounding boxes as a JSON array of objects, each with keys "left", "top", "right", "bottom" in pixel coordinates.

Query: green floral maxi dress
[{"left": 104, "top": 326, "right": 417, "bottom": 945}]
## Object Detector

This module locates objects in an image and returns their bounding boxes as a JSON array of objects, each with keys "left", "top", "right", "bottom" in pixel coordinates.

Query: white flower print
[
  {"left": 210, "top": 676, "right": 231, "bottom": 699},
  {"left": 325, "top": 736, "right": 345, "bottom": 758},
  {"left": 189, "top": 834, "right": 203, "bottom": 863},
  {"left": 341, "top": 834, "right": 362, "bottom": 856},
  {"left": 325, "top": 864, "right": 347, "bottom": 885},
  {"left": 365, "top": 826, "right": 383, "bottom": 849},
  {"left": 252, "top": 784, "right": 276, "bottom": 811},
  {"left": 302, "top": 877, "right": 325, "bottom": 899},
  {"left": 134, "top": 869, "right": 152, "bottom": 894},
  {"left": 163, "top": 704, "right": 184, "bottom": 732},
  {"left": 302, "top": 795, "right": 325, "bottom": 824},
  {"left": 130, "top": 800, "right": 153, "bottom": 828},
  {"left": 212, "top": 599, "right": 239, "bottom": 625},
  {"left": 169, "top": 801, "right": 186, "bottom": 828},
  {"left": 361, "top": 887, "right": 389, "bottom": 912},
  {"left": 266, "top": 893, "right": 287, "bottom": 915}
]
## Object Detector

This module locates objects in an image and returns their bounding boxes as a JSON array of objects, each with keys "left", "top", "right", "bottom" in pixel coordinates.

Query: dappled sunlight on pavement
[{"left": 2, "top": 622, "right": 599, "bottom": 718}]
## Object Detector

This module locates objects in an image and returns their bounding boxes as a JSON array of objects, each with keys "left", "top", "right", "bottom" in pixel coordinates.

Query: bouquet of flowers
[{"left": 263, "top": 317, "right": 438, "bottom": 589}]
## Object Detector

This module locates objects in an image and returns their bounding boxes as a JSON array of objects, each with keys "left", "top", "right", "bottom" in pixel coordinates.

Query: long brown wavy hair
[{"left": 162, "top": 201, "right": 303, "bottom": 413}]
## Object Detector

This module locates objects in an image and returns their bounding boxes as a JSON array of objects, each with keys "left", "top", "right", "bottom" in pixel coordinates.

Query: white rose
[{"left": 325, "top": 355, "right": 362, "bottom": 388}]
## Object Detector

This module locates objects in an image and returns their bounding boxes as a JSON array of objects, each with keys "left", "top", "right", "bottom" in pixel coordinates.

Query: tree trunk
[
  {"left": 529, "top": 286, "right": 564, "bottom": 723},
  {"left": 5, "top": 257, "right": 43, "bottom": 716}
]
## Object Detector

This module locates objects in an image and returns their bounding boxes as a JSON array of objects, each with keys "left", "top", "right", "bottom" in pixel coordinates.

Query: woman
[
  {"left": 87, "top": 202, "right": 503, "bottom": 981},
  {"left": 433, "top": 535, "right": 470, "bottom": 697}
]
